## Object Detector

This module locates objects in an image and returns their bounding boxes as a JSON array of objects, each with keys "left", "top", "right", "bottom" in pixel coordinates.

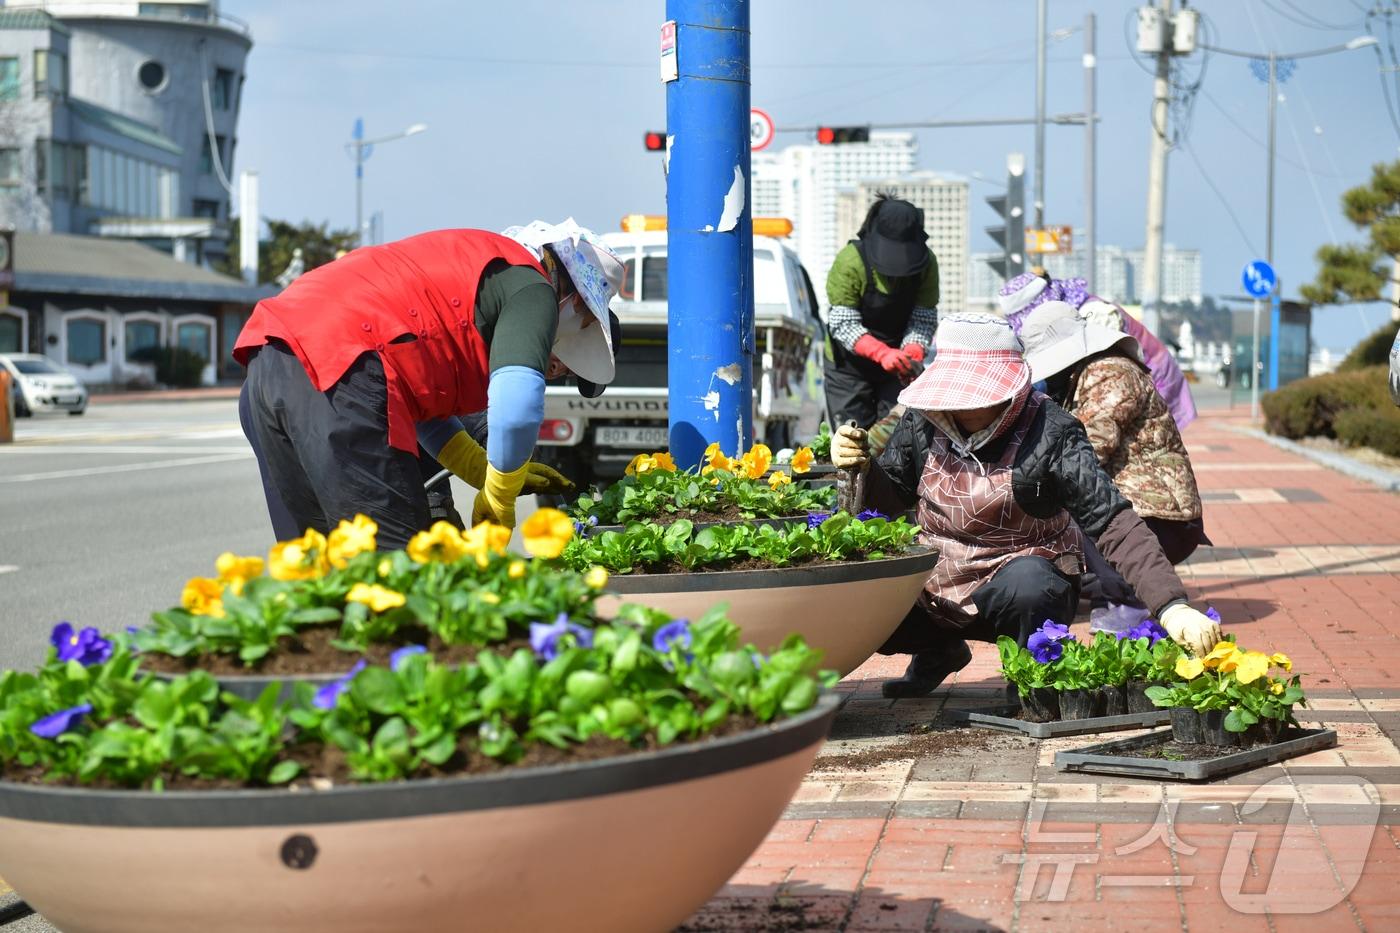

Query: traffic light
[
  {"left": 816, "top": 126, "right": 870, "bottom": 145},
  {"left": 643, "top": 131, "right": 666, "bottom": 151},
  {"left": 984, "top": 153, "right": 1026, "bottom": 280}
]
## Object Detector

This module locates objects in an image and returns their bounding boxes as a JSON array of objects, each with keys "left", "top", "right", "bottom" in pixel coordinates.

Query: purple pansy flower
[
  {"left": 1121, "top": 619, "right": 1169, "bottom": 645},
  {"left": 30, "top": 703, "right": 93, "bottom": 739},
  {"left": 854, "top": 509, "right": 888, "bottom": 522},
  {"left": 652, "top": 619, "right": 693, "bottom": 654},
  {"left": 1205, "top": 606, "right": 1222, "bottom": 624},
  {"left": 806, "top": 512, "right": 831, "bottom": 530},
  {"left": 313, "top": 660, "right": 367, "bottom": 711},
  {"left": 389, "top": 645, "right": 427, "bottom": 672},
  {"left": 50, "top": 622, "right": 112, "bottom": 666},
  {"left": 529, "top": 613, "right": 594, "bottom": 662},
  {"left": 1026, "top": 620, "right": 1071, "bottom": 664}
]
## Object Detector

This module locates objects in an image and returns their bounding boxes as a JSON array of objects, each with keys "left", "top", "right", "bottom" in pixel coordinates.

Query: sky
[{"left": 229, "top": 0, "right": 1400, "bottom": 353}]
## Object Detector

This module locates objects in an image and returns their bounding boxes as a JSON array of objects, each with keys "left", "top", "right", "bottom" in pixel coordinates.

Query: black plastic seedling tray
[
  {"left": 942, "top": 704, "right": 1170, "bottom": 739},
  {"left": 1053, "top": 727, "right": 1339, "bottom": 780}
]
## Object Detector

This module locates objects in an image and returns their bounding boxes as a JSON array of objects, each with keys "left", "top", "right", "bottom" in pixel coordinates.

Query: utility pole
[
  {"left": 1034, "top": 0, "right": 1047, "bottom": 230},
  {"left": 1084, "top": 12, "right": 1097, "bottom": 295},
  {"left": 1141, "top": 0, "right": 1174, "bottom": 337}
]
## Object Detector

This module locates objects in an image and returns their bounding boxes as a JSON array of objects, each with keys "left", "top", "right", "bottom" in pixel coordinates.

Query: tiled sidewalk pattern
[{"left": 683, "top": 409, "right": 1400, "bottom": 932}]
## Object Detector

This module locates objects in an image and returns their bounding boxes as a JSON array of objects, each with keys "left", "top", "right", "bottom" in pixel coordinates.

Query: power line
[
  {"left": 1198, "top": 86, "right": 1350, "bottom": 177},
  {"left": 1258, "top": 0, "right": 1365, "bottom": 31},
  {"left": 1182, "top": 138, "right": 1261, "bottom": 256}
]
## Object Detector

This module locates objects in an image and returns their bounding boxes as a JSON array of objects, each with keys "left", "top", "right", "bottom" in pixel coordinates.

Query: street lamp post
[
  {"left": 347, "top": 119, "right": 428, "bottom": 247},
  {"left": 1201, "top": 36, "right": 1375, "bottom": 409}
]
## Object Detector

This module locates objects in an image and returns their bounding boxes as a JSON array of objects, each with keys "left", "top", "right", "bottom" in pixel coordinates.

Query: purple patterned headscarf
[{"left": 997, "top": 273, "right": 1092, "bottom": 334}]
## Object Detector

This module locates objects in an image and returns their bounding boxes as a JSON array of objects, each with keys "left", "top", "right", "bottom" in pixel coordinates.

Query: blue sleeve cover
[
  {"left": 416, "top": 416, "right": 465, "bottom": 458},
  {"left": 486, "top": 365, "right": 545, "bottom": 472}
]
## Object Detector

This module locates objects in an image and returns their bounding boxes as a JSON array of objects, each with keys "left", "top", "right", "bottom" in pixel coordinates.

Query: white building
[
  {"left": 751, "top": 132, "right": 917, "bottom": 296},
  {"left": 834, "top": 172, "right": 969, "bottom": 314},
  {"left": 967, "top": 238, "right": 1202, "bottom": 308}
]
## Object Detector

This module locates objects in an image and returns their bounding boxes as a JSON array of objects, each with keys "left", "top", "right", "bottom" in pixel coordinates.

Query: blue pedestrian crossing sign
[{"left": 1242, "top": 260, "right": 1277, "bottom": 298}]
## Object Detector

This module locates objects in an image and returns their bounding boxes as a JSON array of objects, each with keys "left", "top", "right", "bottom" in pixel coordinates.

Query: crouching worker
[{"left": 831, "top": 312, "right": 1220, "bottom": 698}]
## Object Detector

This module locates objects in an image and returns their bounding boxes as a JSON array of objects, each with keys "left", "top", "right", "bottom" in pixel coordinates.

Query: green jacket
[{"left": 825, "top": 242, "right": 940, "bottom": 309}]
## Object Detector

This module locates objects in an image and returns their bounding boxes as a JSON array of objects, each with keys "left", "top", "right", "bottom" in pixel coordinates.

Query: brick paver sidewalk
[{"left": 682, "top": 408, "right": 1400, "bottom": 932}]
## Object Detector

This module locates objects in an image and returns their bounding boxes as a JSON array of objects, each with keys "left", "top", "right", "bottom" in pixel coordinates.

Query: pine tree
[{"left": 1302, "top": 160, "right": 1400, "bottom": 318}]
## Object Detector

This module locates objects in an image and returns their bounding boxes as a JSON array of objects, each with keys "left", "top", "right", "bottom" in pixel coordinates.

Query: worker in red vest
[{"left": 234, "top": 220, "right": 623, "bottom": 548}]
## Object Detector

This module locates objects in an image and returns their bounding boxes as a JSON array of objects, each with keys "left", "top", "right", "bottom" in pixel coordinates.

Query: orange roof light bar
[{"left": 618, "top": 215, "right": 793, "bottom": 237}]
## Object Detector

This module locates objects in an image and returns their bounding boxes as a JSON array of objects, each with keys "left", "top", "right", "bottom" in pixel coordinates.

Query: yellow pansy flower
[
  {"left": 768, "top": 470, "right": 792, "bottom": 490},
  {"left": 508, "top": 560, "right": 527, "bottom": 580},
  {"left": 740, "top": 443, "right": 773, "bottom": 479},
  {"left": 790, "top": 447, "right": 815, "bottom": 474},
  {"left": 704, "top": 441, "right": 723, "bottom": 461},
  {"left": 1231, "top": 651, "right": 1271, "bottom": 685},
  {"left": 1202, "top": 641, "right": 1240, "bottom": 670},
  {"left": 268, "top": 529, "right": 329, "bottom": 581},
  {"left": 478, "top": 591, "right": 501, "bottom": 605},
  {"left": 1175, "top": 656, "right": 1204, "bottom": 680},
  {"left": 650, "top": 451, "right": 677, "bottom": 472},
  {"left": 1269, "top": 652, "right": 1292, "bottom": 672},
  {"left": 1270, "top": 680, "right": 1285, "bottom": 695},
  {"left": 462, "top": 521, "right": 512, "bottom": 566},
  {"left": 326, "top": 515, "right": 378, "bottom": 569},
  {"left": 215, "top": 552, "right": 264, "bottom": 595},
  {"left": 585, "top": 566, "right": 609, "bottom": 590},
  {"left": 624, "top": 453, "right": 649, "bottom": 476},
  {"left": 521, "top": 507, "right": 575, "bottom": 559},
  {"left": 346, "top": 582, "right": 406, "bottom": 613},
  {"left": 407, "top": 522, "right": 468, "bottom": 564},
  {"left": 377, "top": 558, "right": 393, "bottom": 578},
  {"left": 702, "top": 445, "right": 734, "bottom": 475},
  {"left": 181, "top": 576, "right": 225, "bottom": 618}
]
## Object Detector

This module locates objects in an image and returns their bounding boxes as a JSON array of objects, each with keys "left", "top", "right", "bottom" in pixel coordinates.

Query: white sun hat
[
  {"left": 1019, "top": 301, "right": 1142, "bottom": 383},
  {"left": 501, "top": 218, "right": 624, "bottom": 388}
]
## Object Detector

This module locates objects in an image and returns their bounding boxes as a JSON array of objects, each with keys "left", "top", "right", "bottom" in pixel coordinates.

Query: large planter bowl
[
  {"left": 599, "top": 546, "right": 938, "bottom": 676},
  {"left": 0, "top": 694, "right": 840, "bottom": 933},
  {"left": 585, "top": 513, "right": 810, "bottom": 537}
]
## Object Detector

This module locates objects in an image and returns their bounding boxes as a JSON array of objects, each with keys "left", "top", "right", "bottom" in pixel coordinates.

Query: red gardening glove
[
  {"left": 853, "top": 334, "right": 913, "bottom": 378},
  {"left": 901, "top": 343, "right": 926, "bottom": 364}
]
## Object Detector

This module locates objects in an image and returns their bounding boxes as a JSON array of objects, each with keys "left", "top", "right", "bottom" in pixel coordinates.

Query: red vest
[{"left": 235, "top": 229, "right": 547, "bottom": 453}]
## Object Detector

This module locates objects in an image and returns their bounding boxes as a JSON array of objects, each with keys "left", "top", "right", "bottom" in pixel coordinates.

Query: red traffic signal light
[
  {"left": 644, "top": 131, "right": 665, "bottom": 151},
  {"left": 816, "top": 126, "right": 870, "bottom": 145}
]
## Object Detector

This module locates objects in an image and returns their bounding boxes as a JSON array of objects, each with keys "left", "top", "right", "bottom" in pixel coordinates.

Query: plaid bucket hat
[{"left": 897, "top": 312, "right": 1031, "bottom": 412}]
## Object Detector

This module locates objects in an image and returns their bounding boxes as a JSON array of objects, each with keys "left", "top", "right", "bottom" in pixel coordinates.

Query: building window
[
  {"left": 0, "top": 313, "right": 20, "bottom": 353},
  {"left": 0, "top": 58, "right": 18, "bottom": 101},
  {"left": 213, "top": 68, "right": 234, "bottom": 110},
  {"left": 0, "top": 149, "right": 20, "bottom": 187},
  {"left": 36, "top": 140, "right": 85, "bottom": 200},
  {"left": 192, "top": 198, "right": 220, "bottom": 220},
  {"left": 137, "top": 59, "right": 167, "bottom": 93},
  {"left": 67, "top": 317, "right": 105, "bottom": 367},
  {"left": 176, "top": 321, "right": 210, "bottom": 361},
  {"left": 84, "top": 144, "right": 178, "bottom": 219},
  {"left": 124, "top": 319, "right": 160, "bottom": 361},
  {"left": 139, "top": 3, "right": 211, "bottom": 21},
  {"left": 34, "top": 49, "right": 67, "bottom": 99},
  {"left": 199, "top": 137, "right": 212, "bottom": 174}
]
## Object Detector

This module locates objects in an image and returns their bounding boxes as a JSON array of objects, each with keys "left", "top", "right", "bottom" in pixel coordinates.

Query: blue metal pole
[
  {"left": 665, "top": 0, "right": 754, "bottom": 469},
  {"left": 1268, "top": 289, "right": 1281, "bottom": 390}
]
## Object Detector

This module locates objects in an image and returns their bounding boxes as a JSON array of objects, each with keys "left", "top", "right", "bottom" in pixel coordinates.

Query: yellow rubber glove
[
  {"left": 471, "top": 462, "right": 531, "bottom": 529},
  {"left": 523, "top": 462, "right": 576, "bottom": 496},
  {"left": 436, "top": 431, "right": 488, "bottom": 488}
]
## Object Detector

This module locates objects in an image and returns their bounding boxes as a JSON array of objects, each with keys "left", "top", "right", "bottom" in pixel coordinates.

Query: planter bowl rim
[
  {"left": 605, "top": 544, "right": 937, "bottom": 594},
  {"left": 0, "top": 693, "right": 840, "bottom": 829}
]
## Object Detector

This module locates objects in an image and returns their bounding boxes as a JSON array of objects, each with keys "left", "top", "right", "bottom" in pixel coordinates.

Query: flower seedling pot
[
  {"left": 1020, "top": 687, "right": 1061, "bottom": 723},
  {"left": 1099, "top": 684, "right": 1129, "bottom": 717},
  {"left": 600, "top": 547, "right": 938, "bottom": 676},
  {"left": 1058, "top": 688, "right": 1105, "bottom": 721},
  {"left": 0, "top": 694, "right": 840, "bottom": 933},
  {"left": 1126, "top": 680, "right": 1165, "bottom": 714},
  {"left": 1169, "top": 707, "right": 1204, "bottom": 744}
]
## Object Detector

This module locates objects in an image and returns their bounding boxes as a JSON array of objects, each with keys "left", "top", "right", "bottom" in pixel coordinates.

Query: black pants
[
  {"left": 1081, "top": 516, "right": 1207, "bottom": 607},
  {"left": 878, "top": 556, "right": 1081, "bottom": 656},
  {"left": 240, "top": 342, "right": 430, "bottom": 550},
  {"left": 824, "top": 357, "right": 903, "bottom": 430},
  {"left": 418, "top": 412, "right": 488, "bottom": 529}
]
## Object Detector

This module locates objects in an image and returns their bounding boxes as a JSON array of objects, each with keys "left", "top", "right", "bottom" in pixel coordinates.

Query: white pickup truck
[{"left": 533, "top": 229, "right": 822, "bottom": 488}]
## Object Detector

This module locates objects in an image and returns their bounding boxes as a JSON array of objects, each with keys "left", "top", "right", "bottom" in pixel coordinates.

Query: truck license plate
[{"left": 595, "top": 426, "right": 669, "bottom": 448}]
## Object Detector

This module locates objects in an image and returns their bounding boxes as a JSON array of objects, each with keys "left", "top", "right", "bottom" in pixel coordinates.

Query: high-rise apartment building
[
  {"left": 834, "top": 172, "right": 969, "bottom": 314},
  {"left": 750, "top": 132, "right": 917, "bottom": 294},
  {"left": 967, "top": 237, "right": 1202, "bottom": 308}
]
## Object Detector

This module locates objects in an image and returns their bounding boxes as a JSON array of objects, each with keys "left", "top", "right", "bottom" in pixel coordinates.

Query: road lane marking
[
  {"left": 0, "top": 566, "right": 17, "bottom": 575},
  {"left": 0, "top": 453, "right": 253, "bottom": 483},
  {"left": 0, "top": 445, "right": 249, "bottom": 454}
]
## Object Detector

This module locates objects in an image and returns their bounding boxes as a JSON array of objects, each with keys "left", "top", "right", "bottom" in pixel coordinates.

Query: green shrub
[
  {"left": 1334, "top": 406, "right": 1400, "bottom": 457},
  {"left": 1338, "top": 322, "right": 1399, "bottom": 372},
  {"left": 129, "top": 345, "right": 207, "bottom": 388},
  {"left": 1261, "top": 366, "right": 1389, "bottom": 439}
]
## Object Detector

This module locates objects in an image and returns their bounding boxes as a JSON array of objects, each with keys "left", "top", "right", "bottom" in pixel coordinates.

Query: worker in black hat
[{"left": 822, "top": 194, "right": 940, "bottom": 429}]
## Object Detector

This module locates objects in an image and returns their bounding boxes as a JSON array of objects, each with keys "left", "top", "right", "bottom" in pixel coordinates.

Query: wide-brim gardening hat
[
  {"left": 897, "top": 312, "right": 1031, "bottom": 412},
  {"left": 863, "top": 198, "right": 930, "bottom": 278},
  {"left": 501, "top": 218, "right": 624, "bottom": 389},
  {"left": 1020, "top": 300, "right": 1141, "bottom": 383}
]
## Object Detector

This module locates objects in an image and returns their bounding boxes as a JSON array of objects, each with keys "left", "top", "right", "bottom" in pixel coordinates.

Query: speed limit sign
[{"left": 750, "top": 108, "right": 775, "bottom": 151}]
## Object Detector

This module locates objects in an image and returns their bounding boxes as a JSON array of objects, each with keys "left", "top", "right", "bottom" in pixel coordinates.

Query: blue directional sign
[{"left": 1242, "top": 260, "right": 1277, "bottom": 299}]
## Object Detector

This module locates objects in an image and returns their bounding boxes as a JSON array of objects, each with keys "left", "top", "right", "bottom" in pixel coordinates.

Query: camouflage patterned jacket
[{"left": 1067, "top": 353, "right": 1202, "bottom": 522}]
